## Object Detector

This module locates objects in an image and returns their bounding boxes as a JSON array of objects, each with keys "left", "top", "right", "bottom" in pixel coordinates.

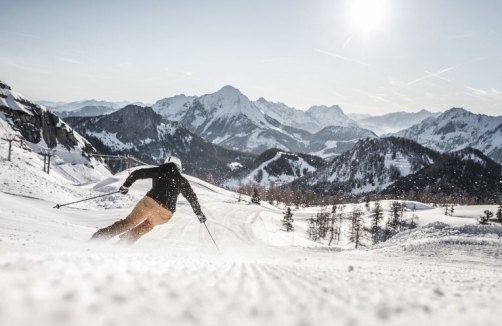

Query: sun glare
[{"left": 348, "top": 0, "right": 390, "bottom": 34}]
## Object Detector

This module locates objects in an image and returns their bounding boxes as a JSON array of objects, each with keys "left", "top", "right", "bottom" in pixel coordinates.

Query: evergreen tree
[
  {"left": 349, "top": 206, "right": 366, "bottom": 248},
  {"left": 444, "top": 205, "right": 449, "bottom": 216},
  {"left": 282, "top": 207, "right": 294, "bottom": 232},
  {"left": 251, "top": 188, "right": 261, "bottom": 205},
  {"left": 449, "top": 205, "right": 455, "bottom": 216},
  {"left": 495, "top": 204, "right": 502, "bottom": 224},
  {"left": 370, "top": 200, "right": 383, "bottom": 244},
  {"left": 389, "top": 201, "right": 402, "bottom": 231},
  {"left": 328, "top": 205, "right": 338, "bottom": 246}
]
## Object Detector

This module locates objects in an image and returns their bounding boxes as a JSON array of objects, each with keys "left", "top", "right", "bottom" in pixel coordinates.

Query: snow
[
  {"left": 1, "top": 152, "right": 502, "bottom": 325},
  {"left": 228, "top": 162, "right": 243, "bottom": 171},
  {"left": 86, "top": 131, "right": 134, "bottom": 151}
]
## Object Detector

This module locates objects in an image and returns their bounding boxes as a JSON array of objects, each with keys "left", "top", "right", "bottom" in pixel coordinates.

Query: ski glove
[
  {"left": 119, "top": 186, "right": 129, "bottom": 195},
  {"left": 197, "top": 214, "right": 207, "bottom": 223}
]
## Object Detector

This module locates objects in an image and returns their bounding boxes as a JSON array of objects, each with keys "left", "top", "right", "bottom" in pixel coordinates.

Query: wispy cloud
[
  {"left": 341, "top": 36, "right": 353, "bottom": 50},
  {"left": 313, "top": 48, "right": 373, "bottom": 67},
  {"left": 402, "top": 57, "right": 483, "bottom": 88},
  {"left": 55, "top": 56, "right": 84, "bottom": 65},
  {"left": 117, "top": 61, "right": 133, "bottom": 67},
  {"left": 492, "top": 88, "right": 502, "bottom": 95},
  {"left": 369, "top": 94, "right": 410, "bottom": 110},
  {"left": 423, "top": 70, "right": 451, "bottom": 83},
  {"left": 183, "top": 72, "right": 194, "bottom": 76}
]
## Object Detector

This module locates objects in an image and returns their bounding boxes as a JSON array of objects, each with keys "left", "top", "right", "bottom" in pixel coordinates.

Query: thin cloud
[
  {"left": 55, "top": 56, "right": 84, "bottom": 65},
  {"left": 403, "top": 57, "right": 483, "bottom": 88},
  {"left": 491, "top": 88, "right": 502, "bottom": 95},
  {"left": 341, "top": 36, "right": 353, "bottom": 50},
  {"left": 464, "top": 92, "right": 496, "bottom": 104},
  {"left": 313, "top": 48, "right": 373, "bottom": 67},
  {"left": 424, "top": 70, "right": 451, "bottom": 83}
]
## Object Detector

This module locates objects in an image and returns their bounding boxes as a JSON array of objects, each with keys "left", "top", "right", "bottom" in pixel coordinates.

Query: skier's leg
[
  {"left": 117, "top": 220, "right": 155, "bottom": 244},
  {"left": 90, "top": 197, "right": 150, "bottom": 240},
  {"left": 118, "top": 199, "right": 173, "bottom": 244}
]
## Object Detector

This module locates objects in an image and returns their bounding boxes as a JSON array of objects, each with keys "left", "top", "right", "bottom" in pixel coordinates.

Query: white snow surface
[{"left": 1, "top": 158, "right": 501, "bottom": 326}]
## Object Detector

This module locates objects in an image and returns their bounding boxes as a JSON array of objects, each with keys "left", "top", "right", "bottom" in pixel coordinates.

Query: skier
[{"left": 90, "top": 156, "right": 207, "bottom": 244}]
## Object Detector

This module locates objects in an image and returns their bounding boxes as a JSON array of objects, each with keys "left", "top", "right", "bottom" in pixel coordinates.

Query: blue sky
[{"left": 1, "top": 0, "right": 502, "bottom": 115}]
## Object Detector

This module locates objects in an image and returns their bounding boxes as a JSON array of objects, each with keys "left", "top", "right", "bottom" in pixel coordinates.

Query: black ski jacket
[{"left": 122, "top": 163, "right": 203, "bottom": 216}]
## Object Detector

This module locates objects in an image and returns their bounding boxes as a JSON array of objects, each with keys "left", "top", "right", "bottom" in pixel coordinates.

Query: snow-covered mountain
[
  {"left": 293, "top": 137, "right": 441, "bottom": 194},
  {"left": 254, "top": 98, "right": 323, "bottom": 132},
  {"left": 65, "top": 105, "right": 256, "bottom": 182},
  {"left": 153, "top": 86, "right": 371, "bottom": 155},
  {"left": 306, "top": 125, "right": 377, "bottom": 159},
  {"left": 223, "top": 148, "right": 327, "bottom": 188},
  {"left": 154, "top": 86, "right": 309, "bottom": 154},
  {"left": 355, "top": 109, "right": 441, "bottom": 135},
  {"left": 254, "top": 98, "right": 358, "bottom": 133},
  {"left": 394, "top": 108, "right": 502, "bottom": 165},
  {"left": 384, "top": 147, "right": 502, "bottom": 203},
  {"left": 0, "top": 80, "right": 111, "bottom": 183},
  {"left": 39, "top": 99, "right": 149, "bottom": 112},
  {"left": 55, "top": 105, "right": 121, "bottom": 118}
]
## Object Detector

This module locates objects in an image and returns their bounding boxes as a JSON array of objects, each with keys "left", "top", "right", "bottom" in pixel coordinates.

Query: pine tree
[
  {"left": 251, "top": 188, "right": 261, "bottom": 204},
  {"left": 495, "top": 204, "right": 502, "bottom": 224},
  {"left": 444, "top": 205, "right": 449, "bottom": 216},
  {"left": 349, "top": 206, "right": 366, "bottom": 248},
  {"left": 449, "top": 205, "right": 455, "bottom": 216},
  {"left": 328, "top": 205, "right": 338, "bottom": 246},
  {"left": 370, "top": 200, "right": 383, "bottom": 244},
  {"left": 282, "top": 207, "right": 294, "bottom": 232},
  {"left": 389, "top": 201, "right": 402, "bottom": 231}
]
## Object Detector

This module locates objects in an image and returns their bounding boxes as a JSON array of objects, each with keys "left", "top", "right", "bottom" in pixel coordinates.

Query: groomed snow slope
[{"left": 1, "top": 168, "right": 501, "bottom": 326}]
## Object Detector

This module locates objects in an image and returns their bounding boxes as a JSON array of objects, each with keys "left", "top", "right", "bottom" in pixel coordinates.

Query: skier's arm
[
  {"left": 122, "top": 167, "right": 158, "bottom": 188},
  {"left": 180, "top": 178, "right": 204, "bottom": 219}
]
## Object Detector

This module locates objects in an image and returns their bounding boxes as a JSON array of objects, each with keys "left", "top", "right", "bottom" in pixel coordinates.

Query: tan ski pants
[{"left": 91, "top": 196, "right": 173, "bottom": 244}]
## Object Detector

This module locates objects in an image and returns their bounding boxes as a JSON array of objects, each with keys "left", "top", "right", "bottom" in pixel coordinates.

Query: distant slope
[
  {"left": 383, "top": 148, "right": 502, "bottom": 203},
  {"left": 222, "top": 148, "right": 327, "bottom": 188},
  {"left": 358, "top": 109, "right": 441, "bottom": 135},
  {"left": 395, "top": 108, "right": 502, "bottom": 165},
  {"left": 55, "top": 105, "right": 120, "bottom": 118},
  {"left": 292, "top": 137, "right": 441, "bottom": 194}
]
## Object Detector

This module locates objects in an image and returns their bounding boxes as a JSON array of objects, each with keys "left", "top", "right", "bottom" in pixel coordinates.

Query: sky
[{"left": 1, "top": 0, "right": 502, "bottom": 115}]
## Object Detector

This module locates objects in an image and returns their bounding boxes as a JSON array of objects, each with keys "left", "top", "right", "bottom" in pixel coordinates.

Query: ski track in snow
[{"left": 0, "top": 170, "right": 501, "bottom": 325}]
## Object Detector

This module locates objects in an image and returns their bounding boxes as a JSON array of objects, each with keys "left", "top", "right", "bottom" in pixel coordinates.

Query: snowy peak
[
  {"left": 306, "top": 105, "right": 358, "bottom": 128},
  {"left": 295, "top": 137, "right": 441, "bottom": 194},
  {"left": 223, "top": 148, "right": 326, "bottom": 188},
  {"left": 395, "top": 107, "right": 502, "bottom": 165}
]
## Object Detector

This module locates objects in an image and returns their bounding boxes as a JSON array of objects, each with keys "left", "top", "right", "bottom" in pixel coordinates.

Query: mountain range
[
  {"left": 394, "top": 108, "right": 502, "bottom": 165},
  {"left": 152, "top": 85, "right": 377, "bottom": 158}
]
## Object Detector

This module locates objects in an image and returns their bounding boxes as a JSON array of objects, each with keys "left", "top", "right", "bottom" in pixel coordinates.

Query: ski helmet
[{"left": 164, "top": 156, "right": 182, "bottom": 171}]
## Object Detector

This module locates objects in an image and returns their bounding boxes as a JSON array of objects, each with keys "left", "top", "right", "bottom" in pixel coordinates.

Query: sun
[{"left": 348, "top": 0, "right": 390, "bottom": 34}]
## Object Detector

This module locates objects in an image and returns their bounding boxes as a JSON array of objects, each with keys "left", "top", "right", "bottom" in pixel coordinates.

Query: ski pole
[
  {"left": 53, "top": 191, "right": 121, "bottom": 209},
  {"left": 203, "top": 222, "right": 220, "bottom": 252}
]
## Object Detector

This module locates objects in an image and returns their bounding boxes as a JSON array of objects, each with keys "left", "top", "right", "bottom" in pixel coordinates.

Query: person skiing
[{"left": 90, "top": 156, "right": 207, "bottom": 244}]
